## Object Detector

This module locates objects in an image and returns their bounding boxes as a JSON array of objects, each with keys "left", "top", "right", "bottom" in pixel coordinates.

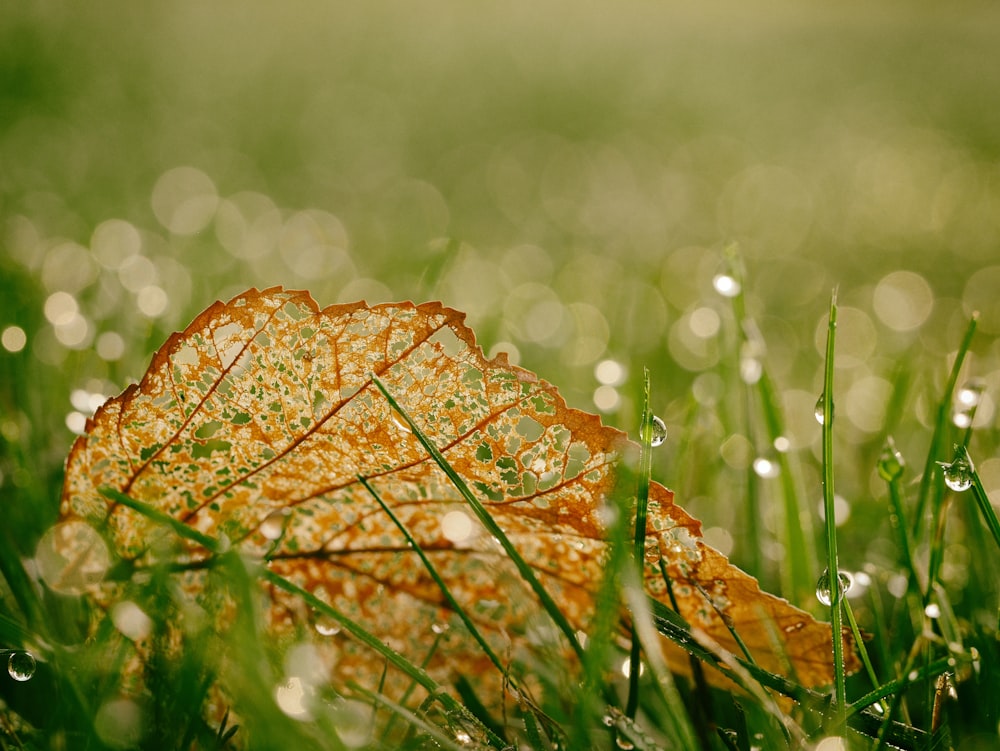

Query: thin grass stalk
[
  {"left": 841, "top": 596, "right": 884, "bottom": 713},
  {"left": 371, "top": 374, "right": 586, "bottom": 662},
  {"left": 967, "top": 450, "right": 1000, "bottom": 553},
  {"left": 626, "top": 368, "right": 654, "bottom": 720},
  {"left": 757, "top": 369, "right": 816, "bottom": 603},
  {"left": 820, "top": 289, "right": 847, "bottom": 726},
  {"left": 357, "top": 475, "right": 508, "bottom": 677}
]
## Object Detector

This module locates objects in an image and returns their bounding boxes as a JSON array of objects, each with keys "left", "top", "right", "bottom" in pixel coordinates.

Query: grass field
[{"left": 2, "top": 2, "right": 1000, "bottom": 748}]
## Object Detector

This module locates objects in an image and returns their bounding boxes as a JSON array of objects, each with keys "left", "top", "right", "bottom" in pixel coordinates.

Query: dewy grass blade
[
  {"left": 819, "top": 289, "right": 847, "bottom": 726},
  {"left": 912, "top": 313, "right": 978, "bottom": 538},
  {"left": 371, "top": 375, "right": 585, "bottom": 660},
  {"left": 965, "top": 448, "right": 1000, "bottom": 553},
  {"left": 357, "top": 475, "right": 508, "bottom": 676},
  {"left": 626, "top": 367, "right": 654, "bottom": 720}
]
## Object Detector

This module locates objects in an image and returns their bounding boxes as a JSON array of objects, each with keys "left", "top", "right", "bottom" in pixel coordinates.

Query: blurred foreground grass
[{"left": 2, "top": 2, "right": 1000, "bottom": 748}]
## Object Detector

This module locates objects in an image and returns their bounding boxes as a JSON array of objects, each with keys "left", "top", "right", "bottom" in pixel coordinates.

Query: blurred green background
[{"left": 2, "top": 1, "right": 1000, "bottom": 589}]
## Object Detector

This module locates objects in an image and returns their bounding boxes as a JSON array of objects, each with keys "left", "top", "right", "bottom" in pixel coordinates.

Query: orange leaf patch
[{"left": 60, "top": 287, "right": 850, "bottom": 702}]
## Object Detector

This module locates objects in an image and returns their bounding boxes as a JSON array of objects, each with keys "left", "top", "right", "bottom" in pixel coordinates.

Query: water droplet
[
  {"left": 938, "top": 446, "right": 974, "bottom": 492},
  {"left": 390, "top": 411, "right": 412, "bottom": 434},
  {"left": 643, "top": 538, "right": 661, "bottom": 564},
  {"left": 712, "top": 273, "right": 741, "bottom": 298},
  {"left": 260, "top": 508, "right": 290, "bottom": 540},
  {"left": 649, "top": 415, "right": 667, "bottom": 447},
  {"left": 924, "top": 603, "right": 941, "bottom": 619},
  {"left": 7, "top": 651, "right": 35, "bottom": 682},
  {"left": 752, "top": 456, "right": 780, "bottom": 479},
  {"left": 275, "top": 676, "right": 312, "bottom": 720},
  {"left": 815, "top": 568, "right": 853, "bottom": 606},
  {"left": 877, "top": 437, "right": 906, "bottom": 482},
  {"left": 814, "top": 393, "right": 831, "bottom": 425},
  {"left": 314, "top": 614, "right": 342, "bottom": 636}
]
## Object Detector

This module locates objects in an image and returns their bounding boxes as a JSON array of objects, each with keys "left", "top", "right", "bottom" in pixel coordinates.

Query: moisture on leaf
[{"left": 60, "top": 287, "right": 853, "bottom": 709}]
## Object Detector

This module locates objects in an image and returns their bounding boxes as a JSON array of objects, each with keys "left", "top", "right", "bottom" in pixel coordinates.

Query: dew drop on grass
[
  {"left": 7, "top": 651, "right": 35, "bottom": 682},
  {"left": 314, "top": 614, "right": 342, "bottom": 636},
  {"left": 877, "top": 437, "right": 906, "bottom": 482},
  {"left": 260, "top": 508, "right": 290, "bottom": 540},
  {"left": 815, "top": 568, "right": 853, "bottom": 606},
  {"left": 643, "top": 538, "right": 661, "bottom": 564},
  {"left": 389, "top": 411, "right": 412, "bottom": 434},
  {"left": 938, "top": 447, "right": 974, "bottom": 492},
  {"left": 649, "top": 415, "right": 667, "bottom": 447},
  {"left": 814, "top": 393, "right": 832, "bottom": 425}
]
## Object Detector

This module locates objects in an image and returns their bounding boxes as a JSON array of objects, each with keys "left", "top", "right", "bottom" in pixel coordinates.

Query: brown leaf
[{"left": 60, "top": 286, "right": 851, "bottom": 701}]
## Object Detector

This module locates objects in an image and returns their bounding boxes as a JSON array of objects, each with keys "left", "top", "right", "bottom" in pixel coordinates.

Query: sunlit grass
[{"left": 2, "top": 2, "right": 1000, "bottom": 747}]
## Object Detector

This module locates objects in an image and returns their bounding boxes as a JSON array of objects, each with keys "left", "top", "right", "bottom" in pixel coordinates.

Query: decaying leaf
[{"left": 59, "top": 287, "right": 851, "bottom": 710}]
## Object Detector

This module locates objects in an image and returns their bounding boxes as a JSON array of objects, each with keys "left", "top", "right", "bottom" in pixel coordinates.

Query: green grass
[
  {"left": 2, "top": 4, "right": 1000, "bottom": 748},
  {"left": 1, "top": 260, "right": 997, "bottom": 749}
]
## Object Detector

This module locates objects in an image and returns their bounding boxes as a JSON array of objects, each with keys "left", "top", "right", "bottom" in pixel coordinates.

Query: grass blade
[
  {"left": 626, "top": 367, "right": 654, "bottom": 720},
  {"left": 965, "top": 448, "right": 1000, "bottom": 553},
  {"left": 912, "top": 313, "right": 978, "bottom": 539},
  {"left": 819, "top": 289, "right": 847, "bottom": 726},
  {"left": 357, "top": 474, "right": 509, "bottom": 677},
  {"left": 371, "top": 374, "right": 585, "bottom": 661}
]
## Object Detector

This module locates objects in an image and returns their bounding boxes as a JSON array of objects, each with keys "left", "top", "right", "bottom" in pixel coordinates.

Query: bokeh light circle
[
  {"left": 151, "top": 166, "right": 219, "bottom": 236},
  {"left": 873, "top": 270, "right": 933, "bottom": 332}
]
